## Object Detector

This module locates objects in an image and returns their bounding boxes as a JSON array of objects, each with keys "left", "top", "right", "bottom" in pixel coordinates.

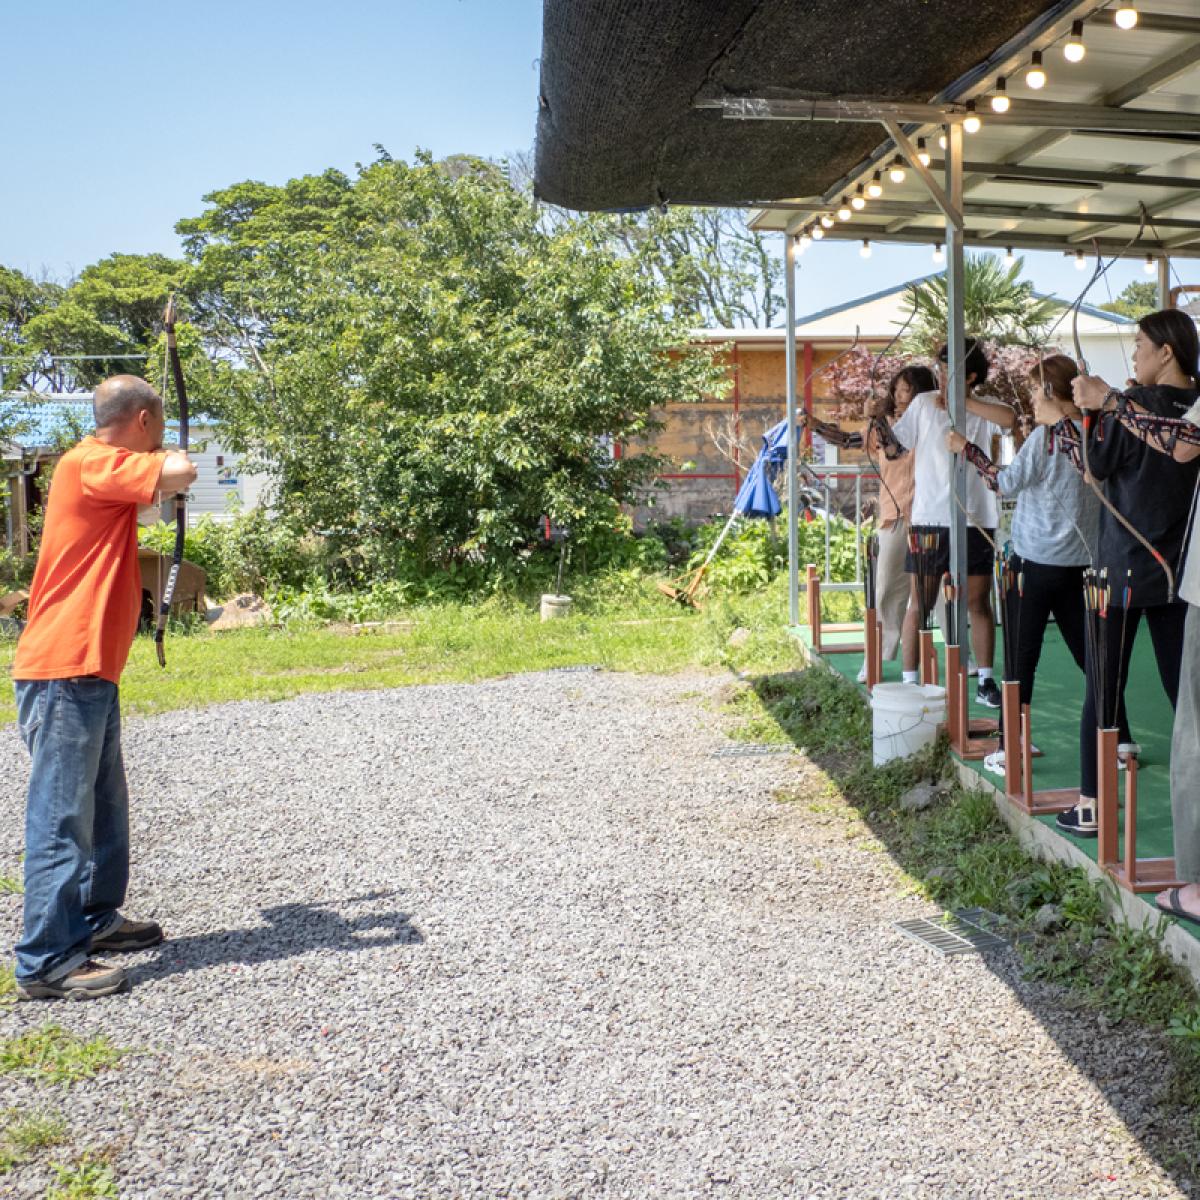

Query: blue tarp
[{"left": 730, "top": 418, "right": 798, "bottom": 518}]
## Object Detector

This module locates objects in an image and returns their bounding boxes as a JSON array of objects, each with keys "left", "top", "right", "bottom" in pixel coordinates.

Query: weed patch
[
  {"left": 0, "top": 1026, "right": 127, "bottom": 1085},
  {"left": 0, "top": 1107, "right": 68, "bottom": 1174},
  {"left": 46, "top": 1152, "right": 118, "bottom": 1199}
]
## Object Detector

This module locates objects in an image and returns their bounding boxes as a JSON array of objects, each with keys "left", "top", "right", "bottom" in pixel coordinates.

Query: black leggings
[
  {"left": 1000, "top": 556, "right": 1122, "bottom": 749},
  {"left": 1079, "top": 601, "right": 1185, "bottom": 798}
]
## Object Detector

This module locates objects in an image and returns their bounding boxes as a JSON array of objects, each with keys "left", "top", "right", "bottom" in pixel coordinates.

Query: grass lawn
[{"left": 0, "top": 581, "right": 808, "bottom": 727}]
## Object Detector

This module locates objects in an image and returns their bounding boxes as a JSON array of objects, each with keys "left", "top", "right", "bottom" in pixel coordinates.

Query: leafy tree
[
  {"left": 610, "top": 207, "right": 785, "bottom": 329},
  {"left": 1100, "top": 280, "right": 1156, "bottom": 320},
  {"left": 506, "top": 150, "right": 782, "bottom": 328},
  {"left": 175, "top": 151, "right": 724, "bottom": 579},
  {"left": 901, "top": 253, "right": 1058, "bottom": 352},
  {"left": 0, "top": 255, "right": 188, "bottom": 394}
]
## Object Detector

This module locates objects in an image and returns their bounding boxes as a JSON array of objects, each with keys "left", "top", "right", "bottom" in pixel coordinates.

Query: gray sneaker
[
  {"left": 17, "top": 959, "right": 128, "bottom": 1001},
  {"left": 91, "top": 918, "right": 163, "bottom": 954}
]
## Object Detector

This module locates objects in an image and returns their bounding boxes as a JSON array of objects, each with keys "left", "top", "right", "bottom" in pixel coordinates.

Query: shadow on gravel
[
  {"left": 137, "top": 892, "right": 424, "bottom": 983},
  {"left": 745, "top": 668, "right": 1200, "bottom": 1195}
]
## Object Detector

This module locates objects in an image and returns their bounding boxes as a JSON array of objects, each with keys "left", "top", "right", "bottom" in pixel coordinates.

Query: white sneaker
[
  {"left": 856, "top": 663, "right": 868, "bottom": 684},
  {"left": 983, "top": 749, "right": 1005, "bottom": 776}
]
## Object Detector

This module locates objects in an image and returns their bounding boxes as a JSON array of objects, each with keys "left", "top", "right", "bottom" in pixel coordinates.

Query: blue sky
[{"left": 2, "top": 0, "right": 1152, "bottom": 314}]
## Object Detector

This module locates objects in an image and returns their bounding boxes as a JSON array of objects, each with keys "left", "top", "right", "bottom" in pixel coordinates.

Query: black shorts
[{"left": 904, "top": 525, "right": 995, "bottom": 578}]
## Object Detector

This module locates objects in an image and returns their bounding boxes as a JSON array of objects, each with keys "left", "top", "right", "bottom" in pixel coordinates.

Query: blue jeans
[{"left": 14, "top": 678, "right": 129, "bottom": 983}]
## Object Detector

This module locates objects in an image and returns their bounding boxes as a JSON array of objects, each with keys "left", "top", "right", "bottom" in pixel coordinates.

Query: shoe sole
[
  {"left": 16, "top": 977, "right": 129, "bottom": 1001},
  {"left": 1055, "top": 824, "right": 1098, "bottom": 839}
]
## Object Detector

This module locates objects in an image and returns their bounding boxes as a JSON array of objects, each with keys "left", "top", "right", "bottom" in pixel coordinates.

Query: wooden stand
[
  {"left": 863, "top": 607, "right": 883, "bottom": 688},
  {"left": 918, "top": 629, "right": 939, "bottom": 686},
  {"left": 805, "top": 564, "right": 864, "bottom": 655},
  {"left": 940, "top": 645, "right": 998, "bottom": 760},
  {"left": 1001, "top": 682, "right": 1073, "bottom": 814},
  {"left": 1095, "top": 728, "right": 1183, "bottom": 894}
]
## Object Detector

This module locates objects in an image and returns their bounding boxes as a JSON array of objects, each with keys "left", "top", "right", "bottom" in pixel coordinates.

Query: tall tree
[
  {"left": 1100, "top": 280, "right": 1157, "bottom": 320},
  {"left": 175, "top": 151, "right": 724, "bottom": 577},
  {"left": 901, "top": 252, "right": 1058, "bottom": 352},
  {"left": 506, "top": 149, "right": 783, "bottom": 328},
  {"left": 0, "top": 255, "right": 188, "bottom": 393}
]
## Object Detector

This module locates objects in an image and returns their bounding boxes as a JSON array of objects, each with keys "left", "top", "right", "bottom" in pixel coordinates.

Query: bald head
[{"left": 93, "top": 375, "right": 162, "bottom": 430}]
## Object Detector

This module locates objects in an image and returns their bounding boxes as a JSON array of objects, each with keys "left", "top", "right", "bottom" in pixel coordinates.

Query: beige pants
[{"left": 876, "top": 520, "right": 913, "bottom": 660}]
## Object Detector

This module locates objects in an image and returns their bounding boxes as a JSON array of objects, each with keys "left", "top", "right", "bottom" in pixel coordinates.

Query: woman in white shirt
[{"left": 886, "top": 339, "right": 1016, "bottom": 707}]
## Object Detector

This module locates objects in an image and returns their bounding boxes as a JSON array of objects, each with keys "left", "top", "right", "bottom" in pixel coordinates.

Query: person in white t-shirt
[{"left": 887, "top": 339, "right": 1016, "bottom": 707}]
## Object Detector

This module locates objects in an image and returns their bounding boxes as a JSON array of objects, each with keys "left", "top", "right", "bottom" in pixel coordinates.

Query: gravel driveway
[{"left": 0, "top": 670, "right": 1193, "bottom": 1199}]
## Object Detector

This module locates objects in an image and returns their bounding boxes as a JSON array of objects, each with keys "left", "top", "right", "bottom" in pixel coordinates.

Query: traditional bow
[{"left": 154, "top": 294, "right": 190, "bottom": 667}]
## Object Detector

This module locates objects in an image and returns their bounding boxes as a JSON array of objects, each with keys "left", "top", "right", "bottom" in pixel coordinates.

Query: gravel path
[{"left": 0, "top": 669, "right": 1194, "bottom": 1199}]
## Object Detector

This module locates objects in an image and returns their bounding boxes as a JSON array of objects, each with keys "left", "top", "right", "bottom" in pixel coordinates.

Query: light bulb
[
  {"left": 837, "top": 198, "right": 852, "bottom": 221},
  {"left": 1026, "top": 50, "right": 1047, "bottom": 90},
  {"left": 860, "top": 239, "right": 872, "bottom": 259},
  {"left": 889, "top": 156, "right": 906, "bottom": 184},
  {"left": 990, "top": 79, "right": 1009, "bottom": 114},
  {"left": 938, "top": 133, "right": 947, "bottom": 150},
  {"left": 1074, "top": 250, "right": 1086, "bottom": 271},
  {"left": 1144, "top": 254, "right": 1156, "bottom": 275},
  {"left": 916, "top": 138, "right": 930, "bottom": 167},
  {"left": 933, "top": 244, "right": 945, "bottom": 264},
  {"left": 851, "top": 185, "right": 866, "bottom": 210},
  {"left": 1115, "top": 5, "right": 1138, "bottom": 30},
  {"left": 1064, "top": 20, "right": 1085, "bottom": 61},
  {"left": 964, "top": 102, "right": 982, "bottom": 134},
  {"left": 820, "top": 213, "right": 834, "bottom": 229},
  {"left": 799, "top": 231, "right": 812, "bottom": 251},
  {"left": 867, "top": 171, "right": 883, "bottom": 199},
  {"left": 1004, "top": 247, "right": 1015, "bottom": 266},
  {"left": 811, "top": 225, "right": 825, "bottom": 240}
]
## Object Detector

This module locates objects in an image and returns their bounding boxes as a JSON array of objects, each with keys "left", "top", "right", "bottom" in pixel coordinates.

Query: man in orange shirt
[{"left": 12, "top": 375, "right": 197, "bottom": 1000}]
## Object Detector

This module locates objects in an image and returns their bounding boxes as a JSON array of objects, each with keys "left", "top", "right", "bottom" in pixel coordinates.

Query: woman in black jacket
[{"left": 1060, "top": 309, "right": 1200, "bottom": 837}]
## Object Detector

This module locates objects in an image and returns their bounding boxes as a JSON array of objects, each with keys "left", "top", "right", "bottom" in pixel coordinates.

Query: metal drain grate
[
  {"left": 546, "top": 665, "right": 603, "bottom": 674},
  {"left": 711, "top": 743, "right": 792, "bottom": 758},
  {"left": 894, "top": 908, "right": 1011, "bottom": 956}
]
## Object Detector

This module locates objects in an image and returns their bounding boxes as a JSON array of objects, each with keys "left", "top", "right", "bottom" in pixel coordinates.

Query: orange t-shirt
[{"left": 13, "top": 437, "right": 165, "bottom": 684}]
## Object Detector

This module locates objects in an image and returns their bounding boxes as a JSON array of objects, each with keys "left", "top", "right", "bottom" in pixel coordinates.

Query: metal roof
[
  {"left": 536, "top": 1, "right": 1200, "bottom": 262},
  {"left": 2, "top": 399, "right": 93, "bottom": 454},
  {"left": 743, "top": 1, "right": 1200, "bottom": 262}
]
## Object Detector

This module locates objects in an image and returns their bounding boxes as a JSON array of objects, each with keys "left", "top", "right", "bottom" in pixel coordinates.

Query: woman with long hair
[
  {"left": 808, "top": 363, "right": 935, "bottom": 681},
  {"left": 1073, "top": 308, "right": 1200, "bottom": 914},
  {"left": 1063, "top": 309, "right": 1200, "bottom": 839},
  {"left": 947, "top": 355, "right": 1123, "bottom": 774}
]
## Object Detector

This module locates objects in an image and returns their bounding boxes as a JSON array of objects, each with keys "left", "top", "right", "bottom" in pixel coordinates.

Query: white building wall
[{"left": 185, "top": 423, "right": 271, "bottom": 526}]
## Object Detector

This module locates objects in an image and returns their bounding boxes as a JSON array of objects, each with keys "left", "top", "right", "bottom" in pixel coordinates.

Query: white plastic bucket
[
  {"left": 540, "top": 594, "right": 573, "bottom": 621},
  {"left": 870, "top": 683, "right": 946, "bottom": 766}
]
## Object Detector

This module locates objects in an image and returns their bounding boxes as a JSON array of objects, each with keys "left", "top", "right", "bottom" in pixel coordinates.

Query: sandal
[{"left": 1155, "top": 889, "right": 1200, "bottom": 927}]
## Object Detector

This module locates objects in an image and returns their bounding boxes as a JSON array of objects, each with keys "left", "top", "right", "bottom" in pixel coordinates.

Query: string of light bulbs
[{"left": 793, "top": 3, "right": 1145, "bottom": 262}]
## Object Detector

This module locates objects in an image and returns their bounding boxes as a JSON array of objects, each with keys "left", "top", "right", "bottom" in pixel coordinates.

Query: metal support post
[
  {"left": 785, "top": 234, "right": 799, "bottom": 626},
  {"left": 1159, "top": 256, "right": 1173, "bottom": 310},
  {"left": 945, "top": 124, "right": 969, "bottom": 651}
]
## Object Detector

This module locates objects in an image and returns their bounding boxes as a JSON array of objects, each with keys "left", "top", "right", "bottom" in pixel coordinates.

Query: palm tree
[{"left": 900, "top": 252, "right": 1059, "bottom": 352}]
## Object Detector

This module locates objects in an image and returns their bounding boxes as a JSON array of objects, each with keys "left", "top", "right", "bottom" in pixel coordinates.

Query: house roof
[
  {"left": 691, "top": 275, "right": 1134, "bottom": 343},
  {"left": 2, "top": 399, "right": 93, "bottom": 457}
]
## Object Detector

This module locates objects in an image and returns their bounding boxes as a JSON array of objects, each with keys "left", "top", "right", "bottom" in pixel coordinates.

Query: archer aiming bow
[{"left": 154, "top": 295, "right": 190, "bottom": 667}]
